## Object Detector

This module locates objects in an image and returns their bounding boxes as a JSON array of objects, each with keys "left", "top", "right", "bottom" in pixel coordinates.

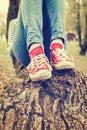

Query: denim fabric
[{"left": 12, "top": 0, "right": 66, "bottom": 66}]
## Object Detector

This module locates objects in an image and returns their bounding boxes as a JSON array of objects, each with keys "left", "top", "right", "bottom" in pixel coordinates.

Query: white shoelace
[
  {"left": 52, "top": 48, "right": 73, "bottom": 61},
  {"left": 27, "top": 54, "right": 52, "bottom": 71}
]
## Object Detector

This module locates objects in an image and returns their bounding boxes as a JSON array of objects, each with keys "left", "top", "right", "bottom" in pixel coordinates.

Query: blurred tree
[
  {"left": 79, "top": 0, "right": 87, "bottom": 55},
  {"left": 76, "top": 0, "right": 82, "bottom": 47},
  {"left": 66, "top": 0, "right": 77, "bottom": 33},
  {"left": 66, "top": 0, "right": 87, "bottom": 55}
]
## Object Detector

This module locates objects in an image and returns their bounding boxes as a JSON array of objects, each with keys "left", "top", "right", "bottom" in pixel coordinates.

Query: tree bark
[{"left": 0, "top": 69, "right": 87, "bottom": 130}]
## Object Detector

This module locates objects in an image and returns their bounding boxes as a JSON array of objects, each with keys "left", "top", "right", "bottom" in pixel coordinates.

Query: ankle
[
  {"left": 29, "top": 45, "right": 44, "bottom": 60},
  {"left": 50, "top": 39, "right": 64, "bottom": 50},
  {"left": 29, "top": 43, "right": 42, "bottom": 52}
]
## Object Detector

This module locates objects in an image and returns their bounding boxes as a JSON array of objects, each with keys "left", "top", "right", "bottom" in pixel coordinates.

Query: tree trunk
[
  {"left": 0, "top": 69, "right": 87, "bottom": 130},
  {"left": 80, "top": 14, "right": 87, "bottom": 55},
  {"left": 77, "top": 0, "right": 82, "bottom": 47}
]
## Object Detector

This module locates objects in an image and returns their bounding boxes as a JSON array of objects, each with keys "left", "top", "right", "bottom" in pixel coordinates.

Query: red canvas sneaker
[
  {"left": 28, "top": 46, "right": 52, "bottom": 81},
  {"left": 50, "top": 43, "right": 75, "bottom": 70}
]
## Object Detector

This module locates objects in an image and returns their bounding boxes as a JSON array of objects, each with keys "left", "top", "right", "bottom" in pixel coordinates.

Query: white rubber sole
[
  {"left": 29, "top": 70, "right": 52, "bottom": 81},
  {"left": 53, "top": 61, "right": 75, "bottom": 70}
]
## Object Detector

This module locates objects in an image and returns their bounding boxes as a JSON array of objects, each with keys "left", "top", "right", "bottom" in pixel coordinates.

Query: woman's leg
[
  {"left": 20, "top": 0, "right": 52, "bottom": 81},
  {"left": 13, "top": 0, "right": 43, "bottom": 66},
  {"left": 21, "top": 0, "right": 43, "bottom": 49},
  {"left": 12, "top": 5, "right": 30, "bottom": 66},
  {"left": 13, "top": 0, "right": 52, "bottom": 81},
  {"left": 46, "top": 0, "right": 74, "bottom": 70},
  {"left": 46, "top": 0, "right": 66, "bottom": 46}
]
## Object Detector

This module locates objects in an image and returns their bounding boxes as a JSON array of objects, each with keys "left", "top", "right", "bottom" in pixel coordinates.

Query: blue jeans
[{"left": 13, "top": 0, "right": 66, "bottom": 66}]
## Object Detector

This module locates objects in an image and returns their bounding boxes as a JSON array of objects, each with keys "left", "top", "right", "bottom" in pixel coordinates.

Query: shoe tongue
[
  {"left": 51, "top": 43, "right": 63, "bottom": 50},
  {"left": 29, "top": 46, "right": 44, "bottom": 59}
]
